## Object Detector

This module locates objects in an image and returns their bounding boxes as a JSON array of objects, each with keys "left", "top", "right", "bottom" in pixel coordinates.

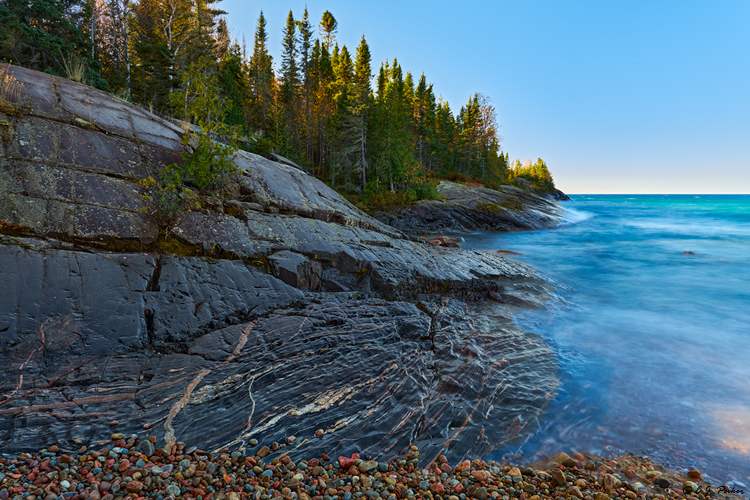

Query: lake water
[{"left": 462, "top": 195, "right": 750, "bottom": 486}]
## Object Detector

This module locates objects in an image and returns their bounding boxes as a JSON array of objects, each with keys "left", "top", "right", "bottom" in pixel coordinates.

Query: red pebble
[
  {"left": 281, "top": 456, "right": 291, "bottom": 465},
  {"left": 454, "top": 483, "right": 465, "bottom": 494},
  {"left": 60, "top": 455, "right": 74, "bottom": 464},
  {"left": 352, "top": 453, "right": 360, "bottom": 460},
  {"left": 430, "top": 483, "right": 445, "bottom": 495},
  {"left": 118, "top": 459, "right": 131, "bottom": 472},
  {"left": 572, "top": 453, "right": 586, "bottom": 462},
  {"left": 321, "top": 454, "right": 330, "bottom": 461},
  {"left": 338, "top": 457, "right": 355, "bottom": 469},
  {"left": 48, "top": 445, "right": 60, "bottom": 453},
  {"left": 440, "top": 463, "right": 452, "bottom": 474}
]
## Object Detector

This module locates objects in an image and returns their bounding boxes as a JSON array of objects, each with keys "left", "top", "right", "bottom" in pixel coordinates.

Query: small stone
[
  {"left": 508, "top": 468, "right": 522, "bottom": 478},
  {"left": 454, "top": 461, "right": 471, "bottom": 473},
  {"left": 111, "top": 434, "right": 125, "bottom": 441},
  {"left": 430, "top": 483, "right": 444, "bottom": 496},
  {"left": 315, "top": 429, "right": 325, "bottom": 437},
  {"left": 594, "top": 493, "right": 609, "bottom": 500},
  {"left": 687, "top": 470, "right": 702, "bottom": 480},
  {"left": 48, "top": 446, "right": 59, "bottom": 454},
  {"left": 625, "top": 470, "right": 636, "bottom": 479},
  {"left": 125, "top": 481, "right": 143, "bottom": 493},
  {"left": 474, "top": 487, "right": 488, "bottom": 500},
  {"left": 654, "top": 478, "right": 670, "bottom": 489},
  {"left": 551, "top": 469, "right": 567, "bottom": 487},
  {"left": 602, "top": 474, "right": 621, "bottom": 491},
  {"left": 471, "top": 470, "right": 490, "bottom": 482},
  {"left": 257, "top": 446, "right": 270, "bottom": 458},
  {"left": 166, "top": 484, "right": 181, "bottom": 496},
  {"left": 440, "top": 463, "right": 453, "bottom": 474},
  {"left": 139, "top": 440, "right": 155, "bottom": 457},
  {"left": 358, "top": 461, "right": 378, "bottom": 474},
  {"left": 566, "top": 486, "right": 583, "bottom": 499},
  {"left": 683, "top": 481, "right": 699, "bottom": 493}
]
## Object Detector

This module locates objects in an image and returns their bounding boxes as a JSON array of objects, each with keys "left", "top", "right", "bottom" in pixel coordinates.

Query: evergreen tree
[
  {"left": 319, "top": 10, "right": 337, "bottom": 50},
  {"left": 0, "top": 0, "right": 105, "bottom": 87},
  {"left": 279, "top": 10, "right": 298, "bottom": 103},
  {"left": 248, "top": 11, "right": 275, "bottom": 138},
  {"left": 351, "top": 34, "right": 372, "bottom": 191}
]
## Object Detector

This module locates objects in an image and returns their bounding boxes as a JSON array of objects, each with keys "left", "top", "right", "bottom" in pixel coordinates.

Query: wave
[{"left": 559, "top": 207, "right": 595, "bottom": 226}]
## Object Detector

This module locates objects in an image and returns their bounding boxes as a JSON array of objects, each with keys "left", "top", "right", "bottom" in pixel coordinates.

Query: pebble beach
[{"left": 0, "top": 434, "right": 744, "bottom": 500}]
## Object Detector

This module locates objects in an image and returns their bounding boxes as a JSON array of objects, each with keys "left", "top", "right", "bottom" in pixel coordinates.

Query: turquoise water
[{"left": 464, "top": 195, "right": 750, "bottom": 485}]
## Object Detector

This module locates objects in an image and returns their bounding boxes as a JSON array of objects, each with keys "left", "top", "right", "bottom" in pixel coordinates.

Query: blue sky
[{"left": 220, "top": 1, "right": 750, "bottom": 194}]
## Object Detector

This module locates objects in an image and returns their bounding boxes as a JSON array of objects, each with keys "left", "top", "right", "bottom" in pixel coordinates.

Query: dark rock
[
  {"left": 267, "top": 250, "right": 323, "bottom": 291},
  {"left": 372, "top": 181, "right": 566, "bottom": 234},
  {"left": 0, "top": 67, "right": 560, "bottom": 462}
]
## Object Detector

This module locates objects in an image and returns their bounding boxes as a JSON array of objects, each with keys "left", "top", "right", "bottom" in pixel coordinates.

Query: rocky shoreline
[
  {"left": 1, "top": 66, "right": 739, "bottom": 499},
  {"left": 371, "top": 181, "right": 569, "bottom": 236},
  {"left": 0, "top": 435, "right": 744, "bottom": 500},
  {"left": 0, "top": 65, "right": 562, "bottom": 458}
]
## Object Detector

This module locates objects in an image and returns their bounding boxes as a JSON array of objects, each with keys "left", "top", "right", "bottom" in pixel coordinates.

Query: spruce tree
[
  {"left": 248, "top": 11, "right": 275, "bottom": 139},
  {"left": 319, "top": 11, "right": 337, "bottom": 50}
]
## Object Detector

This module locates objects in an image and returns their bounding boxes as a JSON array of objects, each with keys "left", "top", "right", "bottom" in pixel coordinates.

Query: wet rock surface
[
  {"left": 372, "top": 181, "right": 567, "bottom": 235},
  {"left": 1, "top": 67, "right": 562, "bottom": 460}
]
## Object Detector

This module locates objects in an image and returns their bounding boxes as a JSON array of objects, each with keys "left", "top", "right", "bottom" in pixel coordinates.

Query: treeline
[{"left": 0, "top": 0, "right": 557, "bottom": 203}]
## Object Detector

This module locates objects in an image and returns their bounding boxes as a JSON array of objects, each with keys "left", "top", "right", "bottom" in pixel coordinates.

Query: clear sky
[{"left": 219, "top": 1, "right": 750, "bottom": 194}]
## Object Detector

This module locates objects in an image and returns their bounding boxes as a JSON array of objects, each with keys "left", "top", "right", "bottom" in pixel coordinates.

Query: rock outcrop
[
  {"left": 373, "top": 180, "right": 569, "bottom": 235},
  {"left": 0, "top": 66, "right": 559, "bottom": 462}
]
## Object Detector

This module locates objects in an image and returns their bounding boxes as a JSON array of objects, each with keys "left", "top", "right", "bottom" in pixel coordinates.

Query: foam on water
[{"left": 464, "top": 194, "right": 750, "bottom": 485}]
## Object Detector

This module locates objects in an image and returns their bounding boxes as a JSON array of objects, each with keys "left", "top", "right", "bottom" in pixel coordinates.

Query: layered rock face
[
  {"left": 0, "top": 66, "right": 559, "bottom": 461},
  {"left": 373, "top": 181, "right": 569, "bottom": 235}
]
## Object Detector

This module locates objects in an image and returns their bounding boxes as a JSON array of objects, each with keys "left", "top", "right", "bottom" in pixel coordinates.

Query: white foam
[{"left": 560, "top": 207, "right": 595, "bottom": 225}]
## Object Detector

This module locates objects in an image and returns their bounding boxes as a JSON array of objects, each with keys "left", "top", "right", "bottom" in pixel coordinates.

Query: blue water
[{"left": 465, "top": 195, "right": 750, "bottom": 485}]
